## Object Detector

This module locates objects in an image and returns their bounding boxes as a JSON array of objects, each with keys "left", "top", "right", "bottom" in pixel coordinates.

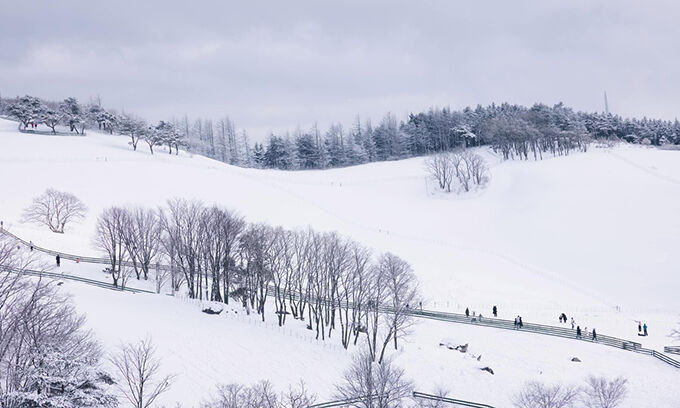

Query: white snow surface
[{"left": 1, "top": 119, "right": 679, "bottom": 407}]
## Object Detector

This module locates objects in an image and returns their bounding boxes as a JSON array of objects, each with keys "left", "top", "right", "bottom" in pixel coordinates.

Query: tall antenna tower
[{"left": 604, "top": 91, "right": 609, "bottom": 114}]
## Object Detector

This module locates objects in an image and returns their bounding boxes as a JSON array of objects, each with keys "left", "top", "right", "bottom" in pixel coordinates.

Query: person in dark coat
[
  {"left": 592, "top": 328, "right": 597, "bottom": 341},
  {"left": 56, "top": 254, "right": 60, "bottom": 267},
  {"left": 518, "top": 316, "right": 523, "bottom": 328},
  {"left": 492, "top": 305, "right": 497, "bottom": 317},
  {"left": 643, "top": 323, "right": 648, "bottom": 336},
  {"left": 576, "top": 326, "right": 582, "bottom": 339},
  {"left": 638, "top": 322, "right": 642, "bottom": 333},
  {"left": 513, "top": 316, "right": 518, "bottom": 329},
  {"left": 465, "top": 307, "right": 470, "bottom": 317}
]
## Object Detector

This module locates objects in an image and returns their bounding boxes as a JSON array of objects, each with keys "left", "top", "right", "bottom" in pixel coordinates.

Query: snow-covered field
[{"left": 1, "top": 118, "right": 679, "bottom": 406}]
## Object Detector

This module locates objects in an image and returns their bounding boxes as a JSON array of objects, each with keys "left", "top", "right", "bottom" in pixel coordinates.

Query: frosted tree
[
  {"left": 145, "top": 122, "right": 168, "bottom": 154},
  {"left": 60, "top": 97, "right": 84, "bottom": 134},
  {"left": 119, "top": 114, "right": 146, "bottom": 151},
  {"left": 239, "top": 129, "right": 253, "bottom": 166},
  {"left": 41, "top": 107, "right": 62, "bottom": 133},
  {"left": 155, "top": 120, "right": 182, "bottom": 154},
  {"left": 0, "top": 245, "right": 118, "bottom": 407},
  {"left": 21, "top": 188, "right": 87, "bottom": 233},
  {"left": 325, "top": 123, "right": 347, "bottom": 167},
  {"left": 6, "top": 95, "right": 44, "bottom": 130}
]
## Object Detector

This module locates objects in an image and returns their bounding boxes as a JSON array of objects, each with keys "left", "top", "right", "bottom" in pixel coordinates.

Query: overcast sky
[{"left": 1, "top": 1, "right": 679, "bottom": 139}]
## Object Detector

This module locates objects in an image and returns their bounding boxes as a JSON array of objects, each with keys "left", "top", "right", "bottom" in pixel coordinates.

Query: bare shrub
[
  {"left": 513, "top": 381, "right": 579, "bottom": 408},
  {"left": 110, "top": 337, "right": 174, "bottom": 408},
  {"left": 21, "top": 188, "right": 87, "bottom": 233},
  {"left": 334, "top": 348, "right": 413, "bottom": 408},
  {"left": 581, "top": 376, "right": 627, "bottom": 408}
]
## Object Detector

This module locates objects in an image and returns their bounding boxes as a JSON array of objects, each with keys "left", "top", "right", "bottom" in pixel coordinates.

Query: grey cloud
[{"left": 1, "top": 0, "right": 679, "bottom": 139}]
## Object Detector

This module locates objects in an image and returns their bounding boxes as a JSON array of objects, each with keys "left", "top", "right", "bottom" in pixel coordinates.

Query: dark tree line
[
  {"left": 4, "top": 94, "right": 678, "bottom": 169},
  {"left": 95, "top": 200, "right": 420, "bottom": 363}
]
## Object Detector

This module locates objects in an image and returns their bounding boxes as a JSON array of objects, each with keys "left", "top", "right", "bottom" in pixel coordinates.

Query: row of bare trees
[
  {"left": 425, "top": 150, "right": 489, "bottom": 193},
  {"left": 94, "top": 199, "right": 420, "bottom": 363}
]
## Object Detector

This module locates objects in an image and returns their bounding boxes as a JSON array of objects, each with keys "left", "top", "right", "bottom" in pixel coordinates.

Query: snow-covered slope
[{"left": 1, "top": 118, "right": 679, "bottom": 406}]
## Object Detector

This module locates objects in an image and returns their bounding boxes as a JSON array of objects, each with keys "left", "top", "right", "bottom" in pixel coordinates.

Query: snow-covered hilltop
[{"left": 1, "top": 119, "right": 679, "bottom": 407}]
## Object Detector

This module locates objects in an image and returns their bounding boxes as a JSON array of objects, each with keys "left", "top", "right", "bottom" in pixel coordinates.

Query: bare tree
[
  {"left": 378, "top": 253, "right": 419, "bottom": 362},
  {"left": 280, "top": 380, "right": 317, "bottom": 408},
  {"left": 110, "top": 337, "right": 174, "bottom": 408},
  {"left": 581, "top": 376, "right": 627, "bottom": 408},
  {"left": 122, "top": 207, "right": 162, "bottom": 280},
  {"left": 154, "top": 263, "right": 171, "bottom": 294},
  {"left": 160, "top": 199, "right": 205, "bottom": 299},
  {"left": 462, "top": 151, "right": 489, "bottom": 186},
  {"left": 448, "top": 150, "right": 468, "bottom": 191},
  {"left": 94, "top": 207, "right": 128, "bottom": 287},
  {"left": 21, "top": 188, "right": 87, "bottom": 233},
  {"left": 425, "top": 153, "right": 455, "bottom": 192},
  {"left": 513, "top": 382, "right": 579, "bottom": 408},
  {"left": 334, "top": 348, "right": 413, "bottom": 408}
]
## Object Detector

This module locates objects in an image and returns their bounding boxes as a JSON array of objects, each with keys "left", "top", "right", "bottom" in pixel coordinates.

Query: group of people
[
  {"left": 575, "top": 325, "right": 597, "bottom": 341},
  {"left": 638, "top": 322, "right": 649, "bottom": 336},
  {"left": 513, "top": 315, "right": 524, "bottom": 329},
  {"left": 558, "top": 313, "right": 598, "bottom": 341}
]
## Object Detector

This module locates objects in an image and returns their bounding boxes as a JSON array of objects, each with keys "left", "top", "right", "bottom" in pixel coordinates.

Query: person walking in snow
[
  {"left": 638, "top": 322, "right": 642, "bottom": 334},
  {"left": 513, "top": 316, "right": 518, "bottom": 329},
  {"left": 465, "top": 307, "right": 470, "bottom": 318},
  {"left": 492, "top": 305, "right": 497, "bottom": 317},
  {"left": 56, "top": 254, "right": 60, "bottom": 267},
  {"left": 29, "top": 240, "right": 34, "bottom": 251},
  {"left": 643, "top": 323, "right": 648, "bottom": 336},
  {"left": 518, "top": 316, "right": 523, "bottom": 329},
  {"left": 571, "top": 317, "right": 575, "bottom": 330},
  {"left": 592, "top": 328, "right": 597, "bottom": 341},
  {"left": 576, "top": 326, "right": 582, "bottom": 339}
]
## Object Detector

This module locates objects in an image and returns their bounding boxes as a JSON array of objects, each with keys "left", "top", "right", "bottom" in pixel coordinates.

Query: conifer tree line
[
  {"left": 3, "top": 94, "right": 679, "bottom": 168},
  {"left": 95, "top": 199, "right": 420, "bottom": 363}
]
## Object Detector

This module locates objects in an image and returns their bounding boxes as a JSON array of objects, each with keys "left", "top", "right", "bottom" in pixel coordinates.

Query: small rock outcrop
[
  {"left": 202, "top": 308, "right": 223, "bottom": 315},
  {"left": 481, "top": 366, "right": 495, "bottom": 375},
  {"left": 455, "top": 343, "right": 469, "bottom": 353}
]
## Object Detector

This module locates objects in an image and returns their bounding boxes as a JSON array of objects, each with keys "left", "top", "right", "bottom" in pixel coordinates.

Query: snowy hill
[{"left": 1, "top": 118, "right": 679, "bottom": 406}]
